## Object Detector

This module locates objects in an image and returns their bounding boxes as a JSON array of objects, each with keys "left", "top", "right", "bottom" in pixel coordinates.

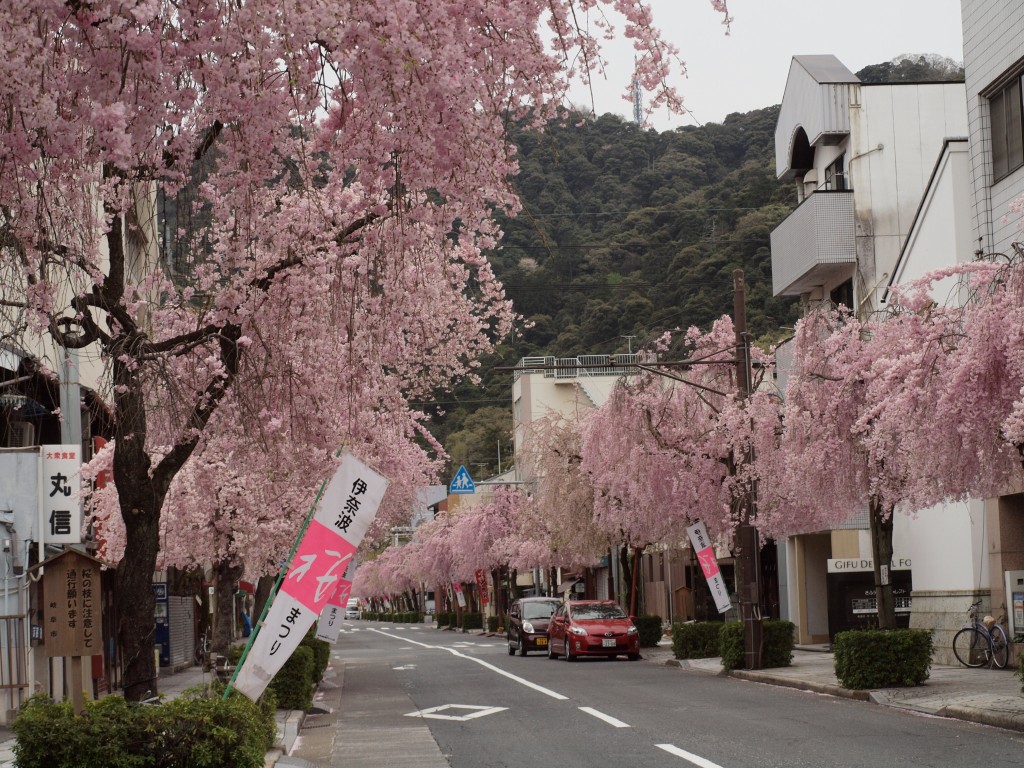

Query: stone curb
[{"left": 727, "top": 669, "right": 871, "bottom": 702}]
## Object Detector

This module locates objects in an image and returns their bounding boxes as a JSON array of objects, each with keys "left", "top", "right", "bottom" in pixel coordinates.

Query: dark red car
[
  {"left": 507, "top": 597, "right": 561, "bottom": 656},
  {"left": 546, "top": 600, "right": 641, "bottom": 661}
]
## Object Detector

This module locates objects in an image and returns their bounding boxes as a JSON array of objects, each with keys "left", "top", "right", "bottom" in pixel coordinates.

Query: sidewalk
[
  {"left": 0, "top": 664, "right": 304, "bottom": 768},
  {"left": 643, "top": 641, "right": 1024, "bottom": 732}
]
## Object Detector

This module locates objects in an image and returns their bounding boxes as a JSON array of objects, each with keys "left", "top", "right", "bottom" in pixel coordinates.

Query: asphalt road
[{"left": 330, "top": 621, "right": 1024, "bottom": 768}]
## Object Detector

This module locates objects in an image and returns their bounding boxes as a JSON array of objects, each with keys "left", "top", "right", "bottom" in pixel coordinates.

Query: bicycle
[
  {"left": 194, "top": 627, "right": 210, "bottom": 667},
  {"left": 952, "top": 601, "right": 1009, "bottom": 669}
]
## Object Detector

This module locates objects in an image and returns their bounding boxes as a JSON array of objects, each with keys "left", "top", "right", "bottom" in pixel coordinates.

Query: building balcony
[{"left": 770, "top": 190, "right": 856, "bottom": 297}]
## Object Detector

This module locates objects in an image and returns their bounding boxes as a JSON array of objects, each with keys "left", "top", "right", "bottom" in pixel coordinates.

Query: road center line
[
  {"left": 368, "top": 628, "right": 569, "bottom": 700},
  {"left": 578, "top": 706, "right": 630, "bottom": 728},
  {"left": 656, "top": 744, "right": 726, "bottom": 768}
]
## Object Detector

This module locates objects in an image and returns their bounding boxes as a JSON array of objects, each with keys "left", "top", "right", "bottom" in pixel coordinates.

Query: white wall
[
  {"left": 850, "top": 83, "right": 968, "bottom": 309},
  {"left": 904, "top": 500, "right": 988, "bottom": 591}
]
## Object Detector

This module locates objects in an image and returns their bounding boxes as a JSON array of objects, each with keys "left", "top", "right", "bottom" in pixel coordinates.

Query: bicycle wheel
[
  {"left": 989, "top": 624, "right": 1009, "bottom": 669},
  {"left": 952, "top": 627, "right": 989, "bottom": 667}
]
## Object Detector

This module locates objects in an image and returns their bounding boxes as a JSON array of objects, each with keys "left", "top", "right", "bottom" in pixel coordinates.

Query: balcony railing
[
  {"left": 513, "top": 353, "right": 653, "bottom": 382},
  {"left": 770, "top": 190, "right": 856, "bottom": 297}
]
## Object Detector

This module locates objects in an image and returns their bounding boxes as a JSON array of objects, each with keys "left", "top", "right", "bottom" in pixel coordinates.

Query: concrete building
[{"left": 769, "top": 55, "right": 968, "bottom": 645}]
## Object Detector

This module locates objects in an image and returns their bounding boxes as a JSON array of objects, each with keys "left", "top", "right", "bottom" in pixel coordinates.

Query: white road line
[
  {"left": 656, "top": 744, "right": 726, "bottom": 768},
  {"left": 578, "top": 707, "right": 630, "bottom": 728},
  {"left": 368, "top": 628, "right": 568, "bottom": 700}
]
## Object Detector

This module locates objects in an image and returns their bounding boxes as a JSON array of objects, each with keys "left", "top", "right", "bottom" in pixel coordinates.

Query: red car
[{"left": 547, "top": 600, "right": 641, "bottom": 661}]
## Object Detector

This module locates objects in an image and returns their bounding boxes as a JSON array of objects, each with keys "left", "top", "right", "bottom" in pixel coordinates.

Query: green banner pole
[{"left": 222, "top": 452, "right": 342, "bottom": 700}]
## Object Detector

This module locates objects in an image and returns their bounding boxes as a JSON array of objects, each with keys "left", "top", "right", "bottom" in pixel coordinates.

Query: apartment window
[
  {"left": 824, "top": 154, "right": 847, "bottom": 191},
  {"left": 991, "top": 75, "right": 1024, "bottom": 181}
]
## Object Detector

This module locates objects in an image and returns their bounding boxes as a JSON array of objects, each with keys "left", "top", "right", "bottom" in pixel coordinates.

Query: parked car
[
  {"left": 546, "top": 600, "right": 640, "bottom": 661},
  {"left": 507, "top": 597, "right": 561, "bottom": 656}
]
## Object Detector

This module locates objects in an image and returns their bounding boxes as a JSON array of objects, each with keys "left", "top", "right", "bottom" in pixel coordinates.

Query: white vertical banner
[
  {"left": 41, "top": 445, "right": 83, "bottom": 544},
  {"left": 452, "top": 582, "right": 467, "bottom": 609},
  {"left": 315, "top": 562, "right": 355, "bottom": 643},
  {"left": 686, "top": 521, "right": 733, "bottom": 614},
  {"left": 233, "top": 453, "right": 388, "bottom": 701}
]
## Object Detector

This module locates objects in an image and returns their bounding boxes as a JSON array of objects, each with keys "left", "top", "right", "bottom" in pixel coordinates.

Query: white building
[{"left": 769, "top": 55, "right": 968, "bottom": 645}]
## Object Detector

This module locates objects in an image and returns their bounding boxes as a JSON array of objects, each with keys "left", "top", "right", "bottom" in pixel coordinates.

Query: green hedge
[
  {"left": 269, "top": 645, "right": 315, "bottom": 711},
  {"left": 462, "top": 611, "right": 483, "bottom": 630},
  {"left": 671, "top": 621, "right": 723, "bottom": 660},
  {"left": 302, "top": 630, "right": 330, "bottom": 684},
  {"left": 436, "top": 611, "right": 450, "bottom": 628},
  {"left": 633, "top": 615, "right": 664, "bottom": 648},
  {"left": 487, "top": 615, "right": 500, "bottom": 633},
  {"left": 13, "top": 689, "right": 276, "bottom": 768},
  {"left": 833, "top": 628, "right": 933, "bottom": 689},
  {"left": 1017, "top": 652, "right": 1024, "bottom": 693},
  {"left": 720, "top": 620, "right": 795, "bottom": 671}
]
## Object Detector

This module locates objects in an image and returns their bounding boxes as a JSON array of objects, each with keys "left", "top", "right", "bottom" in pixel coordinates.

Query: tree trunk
[
  {"left": 869, "top": 498, "right": 896, "bottom": 630},
  {"left": 253, "top": 575, "right": 275, "bottom": 622},
  {"left": 213, "top": 559, "right": 244, "bottom": 656},
  {"left": 115, "top": 487, "right": 162, "bottom": 701}
]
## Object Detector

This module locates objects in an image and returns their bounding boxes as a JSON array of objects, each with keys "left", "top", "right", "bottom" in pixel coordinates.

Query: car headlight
[
  {"left": 522, "top": 622, "right": 535, "bottom": 634},
  {"left": 627, "top": 626, "right": 638, "bottom": 635},
  {"left": 569, "top": 626, "right": 588, "bottom": 636}
]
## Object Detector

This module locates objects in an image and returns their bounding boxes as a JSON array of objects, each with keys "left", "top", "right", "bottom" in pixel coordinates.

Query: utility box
[{"left": 1004, "top": 570, "right": 1024, "bottom": 638}]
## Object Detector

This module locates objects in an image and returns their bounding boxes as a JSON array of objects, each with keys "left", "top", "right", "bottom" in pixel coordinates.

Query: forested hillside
[{"left": 432, "top": 105, "right": 801, "bottom": 474}]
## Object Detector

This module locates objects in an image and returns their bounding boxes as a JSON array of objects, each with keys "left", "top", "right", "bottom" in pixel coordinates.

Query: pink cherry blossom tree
[{"left": 0, "top": 0, "right": 729, "bottom": 697}]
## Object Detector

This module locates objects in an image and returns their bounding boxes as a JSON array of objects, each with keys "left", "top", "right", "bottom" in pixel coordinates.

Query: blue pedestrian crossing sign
[{"left": 450, "top": 465, "right": 475, "bottom": 494}]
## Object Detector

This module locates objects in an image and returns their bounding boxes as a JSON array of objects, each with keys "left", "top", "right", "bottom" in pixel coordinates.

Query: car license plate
[
  {"left": 536, "top": 637, "right": 547, "bottom": 646},
  {"left": 602, "top": 638, "right": 617, "bottom": 648}
]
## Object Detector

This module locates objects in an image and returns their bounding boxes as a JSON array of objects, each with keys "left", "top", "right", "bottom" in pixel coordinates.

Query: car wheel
[
  {"left": 518, "top": 634, "right": 528, "bottom": 657},
  {"left": 507, "top": 637, "right": 515, "bottom": 656},
  {"left": 628, "top": 653, "right": 641, "bottom": 661},
  {"left": 547, "top": 642, "right": 557, "bottom": 660},
  {"left": 564, "top": 641, "right": 575, "bottom": 662}
]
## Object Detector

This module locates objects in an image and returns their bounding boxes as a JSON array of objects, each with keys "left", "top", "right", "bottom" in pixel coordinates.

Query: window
[
  {"left": 824, "top": 154, "right": 847, "bottom": 191},
  {"left": 991, "top": 75, "right": 1024, "bottom": 181}
]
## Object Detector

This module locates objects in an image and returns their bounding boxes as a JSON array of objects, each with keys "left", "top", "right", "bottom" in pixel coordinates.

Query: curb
[{"left": 728, "top": 669, "right": 870, "bottom": 701}]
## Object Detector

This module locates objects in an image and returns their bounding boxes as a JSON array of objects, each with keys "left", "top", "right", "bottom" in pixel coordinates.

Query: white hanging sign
[{"left": 686, "top": 521, "right": 733, "bottom": 614}]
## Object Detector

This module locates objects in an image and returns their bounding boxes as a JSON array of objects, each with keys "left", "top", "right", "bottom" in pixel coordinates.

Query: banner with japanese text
[
  {"left": 686, "top": 521, "right": 732, "bottom": 614},
  {"left": 452, "top": 581, "right": 467, "bottom": 609},
  {"left": 315, "top": 562, "right": 355, "bottom": 644},
  {"left": 233, "top": 454, "right": 387, "bottom": 700},
  {"left": 41, "top": 445, "right": 83, "bottom": 544}
]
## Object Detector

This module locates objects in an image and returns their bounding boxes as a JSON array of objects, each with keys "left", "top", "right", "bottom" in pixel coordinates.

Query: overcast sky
[{"left": 572, "top": 0, "right": 965, "bottom": 130}]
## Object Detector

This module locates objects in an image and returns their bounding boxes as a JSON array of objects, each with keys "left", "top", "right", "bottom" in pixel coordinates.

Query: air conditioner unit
[{"left": 8, "top": 421, "right": 34, "bottom": 447}]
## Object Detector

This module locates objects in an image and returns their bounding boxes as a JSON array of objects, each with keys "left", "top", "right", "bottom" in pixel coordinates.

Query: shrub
[
  {"left": 1017, "top": 651, "right": 1024, "bottom": 693},
  {"left": 13, "top": 689, "right": 276, "bottom": 768},
  {"left": 436, "top": 611, "right": 449, "bottom": 628},
  {"left": 269, "top": 645, "right": 315, "bottom": 711},
  {"left": 633, "top": 615, "right": 663, "bottom": 648},
  {"left": 719, "top": 620, "right": 796, "bottom": 671},
  {"left": 487, "top": 615, "right": 500, "bottom": 633},
  {"left": 448, "top": 612, "right": 458, "bottom": 629},
  {"left": 720, "top": 622, "right": 745, "bottom": 670},
  {"left": 301, "top": 629, "right": 331, "bottom": 683},
  {"left": 762, "top": 620, "right": 796, "bottom": 668},
  {"left": 462, "top": 611, "right": 483, "bottom": 630},
  {"left": 671, "top": 621, "right": 723, "bottom": 660},
  {"left": 833, "top": 628, "right": 933, "bottom": 689}
]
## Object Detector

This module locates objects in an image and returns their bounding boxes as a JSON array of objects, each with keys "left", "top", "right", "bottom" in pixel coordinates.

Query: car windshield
[
  {"left": 571, "top": 604, "right": 626, "bottom": 621},
  {"left": 522, "top": 602, "right": 558, "bottom": 620}
]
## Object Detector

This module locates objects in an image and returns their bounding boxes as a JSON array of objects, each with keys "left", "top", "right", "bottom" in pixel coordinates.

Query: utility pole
[{"left": 733, "top": 269, "right": 763, "bottom": 670}]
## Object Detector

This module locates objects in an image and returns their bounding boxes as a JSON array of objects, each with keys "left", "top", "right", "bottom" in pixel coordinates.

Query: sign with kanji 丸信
[
  {"left": 686, "top": 520, "right": 733, "bottom": 614},
  {"left": 41, "top": 444, "right": 83, "bottom": 544},
  {"left": 232, "top": 453, "right": 388, "bottom": 701}
]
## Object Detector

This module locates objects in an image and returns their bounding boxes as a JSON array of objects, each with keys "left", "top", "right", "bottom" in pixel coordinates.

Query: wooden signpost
[{"left": 37, "top": 550, "right": 105, "bottom": 715}]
